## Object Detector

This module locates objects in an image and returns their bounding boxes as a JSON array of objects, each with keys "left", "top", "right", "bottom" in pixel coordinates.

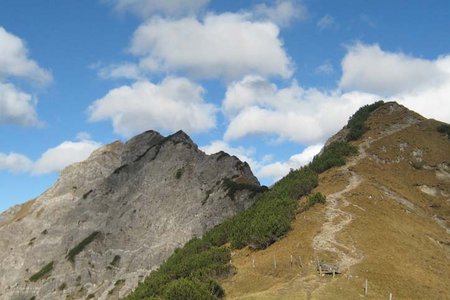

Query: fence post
[
  {"left": 389, "top": 292, "right": 393, "bottom": 300},
  {"left": 364, "top": 279, "right": 368, "bottom": 296}
]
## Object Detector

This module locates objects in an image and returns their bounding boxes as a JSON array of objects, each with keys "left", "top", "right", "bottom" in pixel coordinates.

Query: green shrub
[
  {"left": 29, "top": 261, "right": 54, "bottom": 282},
  {"left": 163, "top": 278, "right": 215, "bottom": 300},
  {"left": 301, "top": 192, "right": 326, "bottom": 211},
  {"left": 124, "top": 240, "right": 230, "bottom": 300},
  {"left": 346, "top": 100, "right": 384, "bottom": 141},
  {"left": 66, "top": 231, "right": 100, "bottom": 262},
  {"left": 437, "top": 124, "right": 450, "bottom": 139},
  {"left": 309, "top": 192, "right": 326, "bottom": 204},
  {"left": 310, "top": 141, "right": 357, "bottom": 174},
  {"left": 271, "top": 167, "right": 318, "bottom": 199},
  {"left": 222, "top": 178, "right": 267, "bottom": 200}
]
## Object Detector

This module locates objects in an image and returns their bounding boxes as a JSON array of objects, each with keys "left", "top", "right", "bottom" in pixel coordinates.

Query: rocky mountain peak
[{"left": 0, "top": 129, "right": 261, "bottom": 300}]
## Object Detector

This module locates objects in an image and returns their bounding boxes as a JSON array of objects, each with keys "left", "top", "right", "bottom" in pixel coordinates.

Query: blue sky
[{"left": 0, "top": 0, "right": 449, "bottom": 212}]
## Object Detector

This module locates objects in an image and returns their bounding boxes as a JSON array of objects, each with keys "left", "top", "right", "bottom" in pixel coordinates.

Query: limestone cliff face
[{"left": 0, "top": 130, "right": 261, "bottom": 300}]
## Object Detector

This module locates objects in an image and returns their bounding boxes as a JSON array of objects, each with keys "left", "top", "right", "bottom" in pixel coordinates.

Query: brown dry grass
[
  {"left": 221, "top": 106, "right": 450, "bottom": 300},
  {"left": 0, "top": 199, "right": 35, "bottom": 228}
]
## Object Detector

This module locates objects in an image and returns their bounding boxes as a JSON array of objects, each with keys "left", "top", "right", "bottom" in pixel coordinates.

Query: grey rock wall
[{"left": 0, "top": 130, "right": 260, "bottom": 300}]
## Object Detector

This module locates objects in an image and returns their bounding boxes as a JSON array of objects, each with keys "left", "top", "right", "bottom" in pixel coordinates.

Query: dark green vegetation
[
  {"left": 309, "top": 142, "right": 357, "bottom": 173},
  {"left": 222, "top": 178, "right": 267, "bottom": 201},
  {"left": 218, "top": 166, "right": 318, "bottom": 250},
  {"left": 110, "top": 255, "right": 121, "bottom": 267},
  {"left": 29, "top": 261, "right": 54, "bottom": 282},
  {"left": 124, "top": 103, "right": 387, "bottom": 299},
  {"left": 124, "top": 239, "right": 229, "bottom": 300},
  {"left": 175, "top": 168, "right": 184, "bottom": 179},
  {"left": 66, "top": 231, "right": 100, "bottom": 262},
  {"left": 346, "top": 100, "right": 384, "bottom": 141},
  {"left": 301, "top": 192, "right": 326, "bottom": 212},
  {"left": 437, "top": 124, "right": 450, "bottom": 139}
]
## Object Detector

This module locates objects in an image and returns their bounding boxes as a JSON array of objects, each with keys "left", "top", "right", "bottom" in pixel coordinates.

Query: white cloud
[
  {"left": 0, "top": 82, "right": 41, "bottom": 126},
  {"left": 257, "top": 143, "right": 323, "bottom": 181},
  {"left": 254, "top": 0, "right": 307, "bottom": 27},
  {"left": 200, "top": 140, "right": 259, "bottom": 171},
  {"left": 315, "top": 62, "right": 334, "bottom": 75},
  {"left": 88, "top": 77, "right": 216, "bottom": 137},
  {"left": 97, "top": 62, "right": 144, "bottom": 80},
  {"left": 222, "top": 43, "right": 450, "bottom": 183},
  {"left": 33, "top": 140, "right": 101, "bottom": 175},
  {"left": 339, "top": 43, "right": 448, "bottom": 96},
  {"left": 317, "top": 14, "right": 335, "bottom": 30},
  {"left": 130, "top": 13, "right": 292, "bottom": 80},
  {"left": 395, "top": 61, "right": 450, "bottom": 123},
  {"left": 223, "top": 75, "right": 378, "bottom": 144},
  {"left": 0, "top": 27, "right": 51, "bottom": 127},
  {"left": 76, "top": 132, "right": 92, "bottom": 141},
  {"left": 338, "top": 43, "right": 450, "bottom": 123},
  {"left": 106, "top": 0, "right": 209, "bottom": 18},
  {"left": 0, "top": 152, "right": 33, "bottom": 173},
  {"left": 0, "top": 27, "right": 52, "bottom": 85},
  {"left": 0, "top": 139, "right": 101, "bottom": 175}
]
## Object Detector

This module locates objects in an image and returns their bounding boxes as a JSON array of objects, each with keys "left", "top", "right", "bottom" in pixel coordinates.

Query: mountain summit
[
  {"left": 222, "top": 102, "right": 450, "bottom": 299},
  {"left": 0, "top": 130, "right": 261, "bottom": 299}
]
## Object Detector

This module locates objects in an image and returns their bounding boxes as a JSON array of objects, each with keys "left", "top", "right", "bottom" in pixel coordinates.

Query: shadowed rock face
[{"left": 0, "top": 130, "right": 261, "bottom": 300}]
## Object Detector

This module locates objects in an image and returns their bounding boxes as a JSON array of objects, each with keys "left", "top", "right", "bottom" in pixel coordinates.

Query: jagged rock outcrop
[{"left": 0, "top": 130, "right": 261, "bottom": 300}]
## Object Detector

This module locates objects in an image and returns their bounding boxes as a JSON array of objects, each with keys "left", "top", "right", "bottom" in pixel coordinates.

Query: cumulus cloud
[
  {"left": 223, "top": 75, "right": 378, "bottom": 143},
  {"left": 223, "top": 44, "right": 450, "bottom": 144},
  {"left": 338, "top": 43, "right": 450, "bottom": 123},
  {"left": 0, "top": 82, "right": 41, "bottom": 126},
  {"left": 0, "top": 138, "right": 101, "bottom": 175},
  {"left": 0, "top": 27, "right": 51, "bottom": 127},
  {"left": 254, "top": 0, "right": 307, "bottom": 27},
  {"left": 317, "top": 14, "right": 335, "bottom": 30},
  {"left": 88, "top": 77, "right": 216, "bottom": 137},
  {"left": 106, "top": 0, "right": 209, "bottom": 18},
  {"left": 257, "top": 144, "right": 323, "bottom": 181},
  {"left": 33, "top": 140, "right": 101, "bottom": 175},
  {"left": 97, "top": 62, "right": 144, "bottom": 81},
  {"left": 0, "top": 27, "right": 52, "bottom": 85},
  {"left": 130, "top": 13, "right": 292, "bottom": 80},
  {"left": 340, "top": 43, "right": 448, "bottom": 96},
  {"left": 315, "top": 62, "right": 334, "bottom": 75},
  {"left": 0, "top": 152, "right": 33, "bottom": 173}
]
